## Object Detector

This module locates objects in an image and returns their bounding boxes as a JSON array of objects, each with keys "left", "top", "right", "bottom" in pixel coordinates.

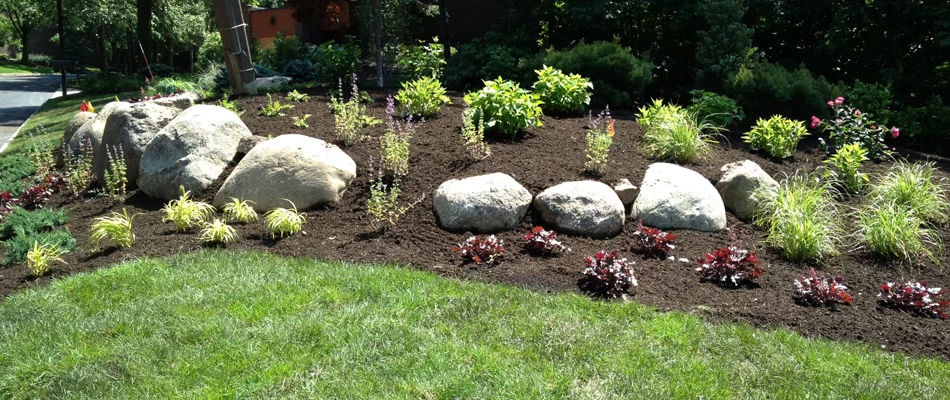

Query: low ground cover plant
[
  {"left": 90, "top": 209, "right": 137, "bottom": 250},
  {"left": 794, "top": 268, "right": 852, "bottom": 308},
  {"left": 696, "top": 240, "right": 763, "bottom": 288},
  {"left": 585, "top": 107, "right": 614, "bottom": 175},
  {"left": 199, "top": 218, "right": 237, "bottom": 245},
  {"left": 0, "top": 154, "right": 35, "bottom": 194},
  {"left": 687, "top": 90, "right": 744, "bottom": 129},
  {"left": 394, "top": 76, "right": 451, "bottom": 118},
  {"left": 3, "top": 230, "right": 75, "bottom": 266},
  {"left": 631, "top": 220, "right": 676, "bottom": 259},
  {"left": 856, "top": 202, "right": 939, "bottom": 261},
  {"left": 260, "top": 93, "right": 293, "bottom": 117},
  {"left": 523, "top": 226, "right": 567, "bottom": 256},
  {"left": 824, "top": 143, "right": 869, "bottom": 194},
  {"left": 454, "top": 235, "right": 505, "bottom": 265},
  {"left": 583, "top": 250, "right": 637, "bottom": 298},
  {"left": 531, "top": 65, "right": 592, "bottom": 114},
  {"left": 868, "top": 161, "right": 948, "bottom": 223},
  {"left": 25, "top": 240, "right": 68, "bottom": 276},
  {"left": 222, "top": 198, "right": 258, "bottom": 223},
  {"left": 459, "top": 108, "right": 490, "bottom": 160},
  {"left": 292, "top": 114, "right": 311, "bottom": 128},
  {"left": 813, "top": 97, "right": 895, "bottom": 160},
  {"left": 264, "top": 201, "right": 306, "bottom": 239},
  {"left": 637, "top": 99, "right": 719, "bottom": 163},
  {"left": 879, "top": 280, "right": 948, "bottom": 319},
  {"left": 163, "top": 186, "right": 215, "bottom": 232},
  {"left": 744, "top": 115, "right": 809, "bottom": 159},
  {"left": 756, "top": 172, "right": 840, "bottom": 262},
  {"left": 0, "top": 208, "right": 68, "bottom": 240},
  {"left": 464, "top": 77, "right": 543, "bottom": 136}
]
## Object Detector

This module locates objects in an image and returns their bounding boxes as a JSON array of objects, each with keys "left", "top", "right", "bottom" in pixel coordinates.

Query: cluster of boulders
[{"left": 63, "top": 95, "right": 779, "bottom": 237}]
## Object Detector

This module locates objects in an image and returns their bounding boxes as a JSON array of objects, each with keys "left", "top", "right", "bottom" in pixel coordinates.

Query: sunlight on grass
[
  {"left": 0, "top": 62, "right": 53, "bottom": 74},
  {"left": 0, "top": 250, "right": 947, "bottom": 399},
  {"left": 7, "top": 92, "right": 127, "bottom": 156}
]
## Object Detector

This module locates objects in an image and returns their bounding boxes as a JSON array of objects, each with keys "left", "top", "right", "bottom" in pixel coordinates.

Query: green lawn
[
  {"left": 7, "top": 92, "right": 127, "bottom": 155},
  {"left": 0, "top": 250, "right": 946, "bottom": 399},
  {"left": 0, "top": 62, "right": 53, "bottom": 74}
]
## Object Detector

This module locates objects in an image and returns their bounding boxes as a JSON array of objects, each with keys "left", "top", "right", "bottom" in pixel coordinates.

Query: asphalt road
[{"left": 0, "top": 74, "right": 62, "bottom": 152}]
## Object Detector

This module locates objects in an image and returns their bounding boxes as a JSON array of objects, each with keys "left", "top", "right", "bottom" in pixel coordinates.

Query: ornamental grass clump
[
  {"left": 162, "top": 186, "right": 215, "bottom": 232},
  {"left": 637, "top": 99, "right": 719, "bottom": 163},
  {"left": 26, "top": 240, "right": 68, "bottom": 276},
  {"left": 199, "top": 218, "right": 238, "bottom": 245},
  {"left": 868, "top": 161, "right": 948, "bottom": 223},
  {"left": 756, "top": 172, "right": 840, "bottom": 262},
  {"left": 856, "top": 202, "right": 939, "bottom": 262},
  {"left": 744, "top": 115, "right": 809, "bottom": 159},
  {"left": 264, "top": 200, "right": 306, "bottom": 239},
  {"left": 583, "top": 250, "right": 636, "bottom": 298},
  {"left": 90, "top": 208, "right": 137, "bottom": 250},
  {"left": 222, "top": 198, "right": 258, "bottom": 223},
  {"left": 585, "top": 107, "right": 614, "bottom": 175}
]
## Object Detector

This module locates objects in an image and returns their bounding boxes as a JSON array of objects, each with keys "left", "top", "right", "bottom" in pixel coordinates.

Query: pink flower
[
  {"left": 809, "top": 116, "right": 821, "bottom": 129},
  {"left": 854, "top": 109, "right": 861, "bottom": 116},
  {"left": 834, "top": 119, "right": 842, "bottom": 124},
  {"left": 891, "top": 127, "right": 900, "bottom": 138},
  {"left": 835, "top": 97, "right": 845, "bottom": 105},
  {"left": 827, "top": 100, "right": 834, "bottom": 107}
]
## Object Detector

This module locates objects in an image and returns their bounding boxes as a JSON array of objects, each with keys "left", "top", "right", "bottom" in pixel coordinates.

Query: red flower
[
  {"left": 891, "top": 127, "right": 900, "bottom": 138},
  {"left": 809, "top": 116, "right": 821, "bottom": 129}
]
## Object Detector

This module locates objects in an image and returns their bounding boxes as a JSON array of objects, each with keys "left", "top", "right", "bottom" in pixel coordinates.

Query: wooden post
[{"left": 213, "top": 0, "right": 256, "bottom": 94}]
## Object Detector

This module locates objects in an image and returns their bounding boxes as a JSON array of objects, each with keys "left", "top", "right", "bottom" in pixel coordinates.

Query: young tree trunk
[
  {"left": 374, "top": 0, "right": 383, "bottom": 87},
  {"left": 19, "top": 30, "right": 29, "bottom": 63},
  {"left": 95, "top": 26, "right": 110, "bottom": 72},
  {"left": 136, "top": 0, "right": 154, "bottom": 69}
]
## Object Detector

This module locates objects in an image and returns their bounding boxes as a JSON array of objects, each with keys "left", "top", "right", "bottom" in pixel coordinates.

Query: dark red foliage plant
[
  {"left": 524, "top": 226, "right": 567, "bottom": 256},
  {"left": 794, "top": 268, "right": 852, "bottom": 308},
  {"left": 454, "top": 235, "right": 505, "bottom": 265},
  {"left": 631, "top": 220, "right": 676, "bottom": 259},
  {"left": 583, "top": 250, "right": 637, "bottom": 298},
  {"left": 43, "top": 173, "right": 69, "bottom": 193},
  {"left": 17, "top": 184, "right": 51, "bottom": 210},
  {"left": 0, "top": 191, "right": 19, "bottom": 222},
  {"left": 879, "top": 281, "right": 949, "bottom": 319},
  {"left": 696, "top": 244, "right": 762, "bottom": 287}
]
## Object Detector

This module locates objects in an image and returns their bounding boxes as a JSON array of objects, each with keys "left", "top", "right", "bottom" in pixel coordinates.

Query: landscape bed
[{"left": 2, "top": 88, "right": 949, "bottom": 361}]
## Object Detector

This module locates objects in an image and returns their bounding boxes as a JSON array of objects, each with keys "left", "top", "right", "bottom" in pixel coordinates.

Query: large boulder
[
  {"left": 138, "top": 105, "right": 252, "bottom": 200},
  {"left": 632, "top": 163, "right": 726, "bottom": 232},
  {"left": 533, "top": 181, "right": 625, "bottom": 238},
  {"left": 716, "top": 160, "right": 779, "bottom": 221},
  {"left": 93, "top": 102, "right": 181, "bottom": 186},
  {"left": 151, "top": 92, "right": 200, "bottom": 111},
  {"left": 62, "top": 111, "right": 96, "bottom": 145},
  {"left": 213, "top": 134, "right": 356, "bottom": 211},
  {"left": 67, "top": 101, "right": 130, "bottom": 155},
  {"left": 433, "top": 173, "right": 532, "bottom": 233}
]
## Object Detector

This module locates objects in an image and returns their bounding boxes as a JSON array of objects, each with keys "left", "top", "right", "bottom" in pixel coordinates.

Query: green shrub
[
  {"left": 756, "top": 172, "right": 840, "bottom": 262},
  {"left": 531, "top": 65, "right": 592, "bottom": 115},
  {"left": 309, "top": 38, "right": 361, "bottom": 84},
  {"left": 138, "top": 63, "right": 175, "bottom": 78},
  {"left": 857, "top": 202, "right": 939, "bottom": 261},
  {"left": 889, "top": 95, "right": 950, "bottom": 155},
  {"left": 395, "top": 76, "right": 451, "bottom": 118},
  {"left": 76, "top": 74, "right": 143, "bottom": 94},
  {"left": 2, "top": 228, "right": 75, "bottom": 266},
  {"left": 446, "top": 32, "right": 524, "bottom": 91},
  {"left": 396, "top": 37, "right": 446, "bottom": 80},
  {"left": 824, "top": 143, "right": 869, "bottom": 194},
  {"left": 687, "top": 90, "right": 745, "bottom": 129},
  {"left": 282, "top": 59, "right": 318, "bottom": 82},
  {"left": 0, "top": 208, "right": 69, "bottom": 241},
  {"left": 542, "top": 40, "right": 653, "bottom": 108},
  {"left": 257, "top": 33, "right": 307, "bottom": 73},
  {"left": 149, "top": 77, "right": 200, "bottom": 95},
  {"left": 847, "top": 81, "right": 893, "bottom": 125},
  {"left": 463, "top": 77, "right": 543, "bottom": 136},
  {"left": 637, "top": 99, "right": 718, "bottom": 163},
  {"left": 868, "top": 162, "right": 948, "bottom": 223},
  {"left": 744, "top": 115, "right": 809, "bottom": 159},
  {"left": 727, "top": 62, "right": 840, "bottom": 121},
  {"left": 0, "top": 154, "right": 34, "bottom": 194}
]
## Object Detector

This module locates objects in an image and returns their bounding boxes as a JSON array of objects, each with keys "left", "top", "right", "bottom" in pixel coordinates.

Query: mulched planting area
[{"left": 2, "top": 88, "right": 949, "bottom": 360}]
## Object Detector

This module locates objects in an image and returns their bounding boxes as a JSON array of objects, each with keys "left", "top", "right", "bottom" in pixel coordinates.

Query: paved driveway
[{"left": 0, "top": 74, "right": 62, "bottom": 152}]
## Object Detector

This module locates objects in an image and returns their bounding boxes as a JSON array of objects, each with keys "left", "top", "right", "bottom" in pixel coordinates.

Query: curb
[{"left": 0, "top": 82, "right": 75, "bottom": 154}]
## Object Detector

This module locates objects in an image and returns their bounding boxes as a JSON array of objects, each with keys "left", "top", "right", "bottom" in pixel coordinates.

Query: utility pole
[{"left": 213, "top": 0, "right": 255, "bottom": 94}]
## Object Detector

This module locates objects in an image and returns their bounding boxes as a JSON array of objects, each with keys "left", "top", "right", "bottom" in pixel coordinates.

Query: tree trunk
[
  {"left": 374, "top": 0, "right": 383, "bottom": 87},
  {"left": 137, "top": 0, "right": 154, "bottom": 69},
  {"left": 19, "top": 30, "right": 29, "bottom": 63},
  {"left": 96, "top": 26, "right": 110, "bottom": 72}
]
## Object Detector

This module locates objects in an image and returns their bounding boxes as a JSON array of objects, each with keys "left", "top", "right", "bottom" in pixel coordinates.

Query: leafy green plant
[
  {"left": 90, "top": 209, "right": 137, "bottom": 250},
  {"left": 26, "top": 128, "right": 55, "bottom": 179},
  {"left": 308, "top": 37, "right": 362, "bottom": 85},
  {"left": 686, "top": 90, "right": 745, "bottom": 129},
  {"left": 396, "top": 36, "right": 446, "bottom": 80},
  {"left": 540, "top": 40, "right": 653, "bottom": 108},
  {"left": 103, "top": 145, "right": 127, "bottom": 201},
  {"left": 292, "top": 114, "right": 311, "bottom": 128},
  {"left": 824, "top": 143, "right": 869, "bottom": 194},
  {"left": 26, "top": 240, "right": 67, "bottom": 276},
  {"left": 222, "top": 198, "right": 258, "bottom": 223},
  {"left": 0, "top": 154, "right": 35, "bottom": 194},
  {"left": 813, "top": 97, "right": 893, "bottom": 160},
  {"left": 260, "top": 93, "right": 293, "bottom": 117},
  {"left": 380, "top": 96, "right": 414, "bottom": 178},
  {"left": 459, "top": 108, "right": 490, "bottom": 161},
  {"left": 162, "top": 186, "right": 215, "bottom": 232},
  {"left": 367, "top": 179, "right": 421, "bottom": 231},
  {"left": 394, "top": 76, "right": 451, "bottom": 118},
  {"left": 532, "top": 65, "right": 593, "bottom": 114},
  {"left": 856, "top": 201, "right": 940, "bottom": 262},
  {"left": 744, "top": 115, "right": 809, "bottom": 159},
  {"left": 286, "top": 90, "right": 310, "bottom": 103},
  {"left": 463, "top": 77, "right": 543, "bottom": 136},
  {"left": 868, "top": 162, "right": 948, "bottom": 223},
  {"left": 330, "top": 76, "right": 380, "bottom": 146},
  {"left": 637, "top": 99, "right": 719, "bottom": 163},
  {"left": 756, "top": 172, "right": 840, "bottom": 262},
  {"left": 199, "top": 218, "right": 238, "bottom": 244},
  {"left": 63, "top": 137, "right": 94, "bottom": 197},
  {"left": 219, "top": 98, "right": 245, "bottom": 116},
  {"left": 585, "top": 107, "right": 614, "bottom": 175},
  {"left": 264, "top": 200, "right": 306, "bottom": 239}
]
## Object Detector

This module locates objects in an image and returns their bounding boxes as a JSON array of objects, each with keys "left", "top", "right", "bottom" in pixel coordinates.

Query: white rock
[
  {"left": 614, "top": 178, "right": 639, "bottom": 206},
  {"left": 534, "top": 181, "right": 625, "bottom": 238},
  {"left": 68, "top": 101, "right": 130, "bottom": 156},
  {"left": 433, "top": 173, "right": 532, "bottom": 233},
  {"left": 716, "top": 160, "right": 779, "bottom": 221},
  {"left": 632, "top": 163, "right": 726, "bottom": 232},
  {"left": 94, "top": 102, "right": 180, "bottom": 186}
]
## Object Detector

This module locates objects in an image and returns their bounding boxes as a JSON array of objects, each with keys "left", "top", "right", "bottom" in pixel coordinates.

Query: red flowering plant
[
  {"left": 696, "top": 230, "right": 762, "bottom": 287},
  {"left": 583, "top": 250, "right": 637, "bottom": 298},
  {"left": 794, "top": 268, "right": 852, "bottom": 309},
  {"left": 631, "top": 220, "right": 676, "bottom": 259},
  {"left": 454, "top": 235, "right": 505, "bottom": 265},
  {"left": 524, "top": 226, "right": 567, "bottom": 256},
  {"left": 879, "top": 280, "right": 949, "bottom": 319},
  {"left": 811, "top": 96, "right": 897, "bottom": 161}
]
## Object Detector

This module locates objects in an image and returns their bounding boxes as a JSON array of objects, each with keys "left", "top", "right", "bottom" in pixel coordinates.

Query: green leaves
[
  {"left": 532, "top": 65, "right": 593, "bottom": 114},
  {"left": 744, "top": 115, "right": 809, "bottom": 159},
  {"left": 463, "top": 78, "right": 543, "bottom": 136},
  {"left": 394, "top": 76, "right": 451, "bottom": 118}
]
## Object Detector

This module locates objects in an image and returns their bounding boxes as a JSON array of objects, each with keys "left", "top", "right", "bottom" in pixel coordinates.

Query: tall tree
[
  {"left": 137, "top": 0, "right": 154, "bottom": 64},
  {"left": 0, "top": 0, "right": 50, "bottom": 62},
  {"left": 695, "top": 0, "right": 753, "bottom": 89}
]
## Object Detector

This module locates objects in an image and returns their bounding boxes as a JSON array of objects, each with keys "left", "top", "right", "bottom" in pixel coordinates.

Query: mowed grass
[
  {"left": 0, "top": 250, "right": 947, "bottom": 399},
  {"left": 0, "top": 62, "right": 53, "bottom": 75},
  {"left": 6, "top": 92, "right": 130, "bottom": 155}
]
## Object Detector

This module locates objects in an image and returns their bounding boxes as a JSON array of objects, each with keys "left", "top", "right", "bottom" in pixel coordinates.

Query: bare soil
[{"left": 3, "top": 88, "right": 949, "bottom": 360}]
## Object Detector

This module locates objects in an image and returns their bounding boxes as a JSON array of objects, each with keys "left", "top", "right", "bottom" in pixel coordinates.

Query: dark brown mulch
[{"left": 2, "top": 88, "right": 949, "bottom": 361}]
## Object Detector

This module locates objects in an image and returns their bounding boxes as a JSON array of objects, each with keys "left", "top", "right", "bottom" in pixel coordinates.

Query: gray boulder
[
  {"left": 433, "top": 173, "right": 532, "bottom": 233},
  {"left": 716, "top": 160, "right": 779, "bottom": 221},
  {"left": 632, "top": 163, "right": 726, "bottom": 232},
  {"left": 151, "top": 92, "right": 201, "bottom": 111},
  {"left": 67, "top": 101, "right": 130, "bottom": 156},
  {"left": 138, "top": 105, "right": 252, "bottom": 200},
  {"left": 533, "top": 181, "right": 625, "bottom": 238},
  {"left": 213, "top": 134, "right": 356, "bottom": 211},
  {"left": 62, "top": 111, "right": 96, "bottom": 145},
  {"left": 249, "top": 76, "right": 292, "bottom": 93},
  {"left": 614, "top": 178, "right": 639, "bottom": 206},
  {"left": 94, "top": 102, "right": 181, "bottom": 186}
]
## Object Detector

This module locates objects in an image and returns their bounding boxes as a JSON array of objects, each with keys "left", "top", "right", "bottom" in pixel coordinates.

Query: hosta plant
[
  {"left": 631, "top": 220, "right": 676, "bottom": 259},
  {"left": 454, "top": 235, "right": 505, "bottom": 265},
  {"left": 222, "top": 198, "right": 258, "bottom": 223},
  {"left": 585, "top": 107, "right": 614, "bottom": 175},
  {"left": 794, "top": 268, "right": 852, "bottom": 308},
  {"left": 696, "top": 238, "right": 762, "bottom": 287},
  {"left": 260, "top": 93, "right": 293, "bottom": 117},
  {"left": 824, "top": 143, "right": 869, "bottom": 194},
  {"left": 532, "top": 65, "right": 592, "bottom": 114},
  {"left": 162, "top": 186, "right": 215, "bottom": 232},
  {"left": 264, "top": 200, "right": 306, "bottom": 239},
  {"left": 26, "top": 240, "right": 68, "bottom": 276},
  {"left": 879, "top": 280, "right": 948, "bottom": 319},
  {"left": 813, "top": 97, "right": 895, "bottom": 160},
  {"left": 90, "top": 208, "right": 137, "bottom": 250},
  {"left": 292, "top": 114, "right": 311, "bottom": 128},
  {"left": 463, "top": 77, "right": 543, "bottom": 136},
  {"left": 286, "top": 89, "right": 310, "bottom": 103},
  {"left": 583, "top": 250, "right": 637, "bottom": 298},
  {"left": 523, "top": 226, "right": 567, "bottom": 256},
  {"left": 199, "top": 218, "right": 238, "bottom": 244},
  {"left": 744, "top": 115, "right": 809, "bottom": 159},
  {"left": 686, "top": 90, "right": 744, "bottom": 129},
  {"left": 394, "top": 75, "right": 451, "bottom": 118}
]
